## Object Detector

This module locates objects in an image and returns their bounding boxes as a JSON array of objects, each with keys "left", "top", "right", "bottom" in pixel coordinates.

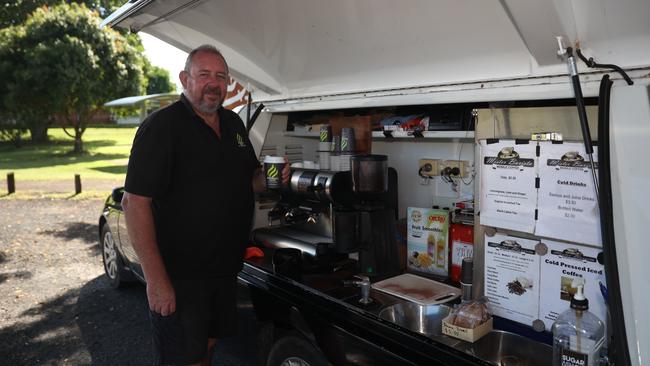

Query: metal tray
[{"left": 372, "top": 273, "right": 461, "bottom": 305}]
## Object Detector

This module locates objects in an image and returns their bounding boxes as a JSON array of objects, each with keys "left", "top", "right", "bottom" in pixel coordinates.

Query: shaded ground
[
  {"left": 0, "top": 198, "right": 259, "bottom": 365},
  {"left": 0, "top": 178, "right": 125, "bottom": 198}
]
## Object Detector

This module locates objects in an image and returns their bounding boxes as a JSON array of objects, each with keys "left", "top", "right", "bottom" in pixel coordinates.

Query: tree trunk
[
  {"left": 12, "top": 134, "right": 23, "bottom": 148},
  {"left": 74, "top": 128, "right": 83, "bottom": 153},
  {"left": 29, "top": 125, "right": 48, "bottom": 143}
]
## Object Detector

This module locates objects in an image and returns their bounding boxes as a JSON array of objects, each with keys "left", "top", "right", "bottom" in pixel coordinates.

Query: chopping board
[{"left": 372, "top": 273, "right": 461, "bottom": 305}]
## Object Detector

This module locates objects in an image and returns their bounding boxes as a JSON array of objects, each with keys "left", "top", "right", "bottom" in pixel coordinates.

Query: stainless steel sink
[
  {"left": 466, "top": 330, "right": 551, "bottom": 366},
  {"left": 378, "top": 302, "right": 452, "bottom": 336}
]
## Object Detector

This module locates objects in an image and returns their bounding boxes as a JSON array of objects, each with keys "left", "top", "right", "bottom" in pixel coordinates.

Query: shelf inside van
[
  {"left": 371, "top": 131, "right": 474, "bottom": 139},
  {"left": 283, "top": 131, "right": 474, "bottom": 140},
  {"left": 283, "top": 131, "right": 320, "bottom": 138}
]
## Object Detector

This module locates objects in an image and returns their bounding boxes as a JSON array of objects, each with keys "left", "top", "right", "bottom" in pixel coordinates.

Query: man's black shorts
[{"left": 150, "top": 276, "right": 238, "bottom": 365}]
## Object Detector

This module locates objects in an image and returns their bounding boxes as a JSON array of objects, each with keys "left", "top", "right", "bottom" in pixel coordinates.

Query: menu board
[
  {"left": 536, "top": 142, "right": 601, "bottom": 246},
  {"left": 480, "top": 140, "right": 537, "bottom": 233},
  {"left": 484, "top": 233, "right": 540, "bottom": 326},
  {"left": 407, "top": 207, "right": 449, "bottom": 277},
  {"left": 539, "top": 240, "right": 606, "bottom": 331}
]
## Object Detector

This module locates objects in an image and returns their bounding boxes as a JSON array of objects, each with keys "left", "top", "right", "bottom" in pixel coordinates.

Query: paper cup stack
[
  {"left": 329, "top": 135, "right": 341, "bottom": 171},
  {"left": 318, "top": 125, "right": 332, "bottom": 170},
  {"left": 339, "top": 127, "right": 356, "bottom": 171}
]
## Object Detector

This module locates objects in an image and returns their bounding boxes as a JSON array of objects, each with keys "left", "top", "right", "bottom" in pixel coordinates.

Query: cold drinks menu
[{"left": 536, "top": 142, "right": 600, "bottom": 246}]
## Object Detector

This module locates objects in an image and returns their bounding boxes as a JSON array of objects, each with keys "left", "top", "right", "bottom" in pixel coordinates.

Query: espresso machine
[{"left": 252, "top": 155, "right": 401, "bottom": 276}]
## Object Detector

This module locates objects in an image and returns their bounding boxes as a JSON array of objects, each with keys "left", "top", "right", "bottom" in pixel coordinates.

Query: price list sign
[
  {"left": 536, "top": 142, "right": 600, "bottom": 246},
  {"left": 480, "top": 140, "right": 537, "bottom": 233},
  {"left": 484, "top": 233, "right": 540, "bottom": 326},
  {"left": 539, "top": 240, "right": 606, "bottom": 331}
]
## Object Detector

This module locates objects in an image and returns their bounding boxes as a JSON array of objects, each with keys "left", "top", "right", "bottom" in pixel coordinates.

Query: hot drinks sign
[{"left": 480, "top": 140, "right": 537, "bottom": 233}]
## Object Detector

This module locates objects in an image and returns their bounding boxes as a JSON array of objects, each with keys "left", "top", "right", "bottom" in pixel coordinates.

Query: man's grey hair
[{"left": 183, "top": 44, "right": 229, "bottom": 74}]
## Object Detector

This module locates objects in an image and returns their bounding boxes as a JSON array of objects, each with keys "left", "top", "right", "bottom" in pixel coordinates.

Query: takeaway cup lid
[{"left": 264, "top": 155, "right": 285, "bottom": 163}]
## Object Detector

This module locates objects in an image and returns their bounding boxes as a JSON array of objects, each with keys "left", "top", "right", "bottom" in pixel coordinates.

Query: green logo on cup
[
  {"left": 320, "top": 130, "right": 328, "bottom": 142},
  {"left": 341, "top": 136, "right": 349, "bottom": 150},
  {"left": 267, "top": 164, "right": 280, "bottom": 178}
]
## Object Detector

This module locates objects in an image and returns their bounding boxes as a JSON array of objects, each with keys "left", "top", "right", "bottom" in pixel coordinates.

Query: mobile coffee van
[{"left": 103, "top": 1, "right": 649, "bottom": 365}]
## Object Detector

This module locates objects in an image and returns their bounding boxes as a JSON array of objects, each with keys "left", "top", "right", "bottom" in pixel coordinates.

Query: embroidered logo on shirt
[{"left": 236, "top": 133, "right": 246, "bottom": 148}]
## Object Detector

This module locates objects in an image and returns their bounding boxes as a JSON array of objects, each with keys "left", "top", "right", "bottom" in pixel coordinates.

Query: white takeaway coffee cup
[{"left": 264, "top": 156, "right": 286, "bottom": 189}]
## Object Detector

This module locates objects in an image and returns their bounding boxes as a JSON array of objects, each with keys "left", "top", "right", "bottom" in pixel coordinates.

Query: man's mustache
[{"left": 203, "top": 86, "right": 221, "bottom": 95}]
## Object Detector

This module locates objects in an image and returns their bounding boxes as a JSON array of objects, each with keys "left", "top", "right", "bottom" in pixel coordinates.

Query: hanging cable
[
  {"left": 246, "top": 90, "right": 252, "bottom": 127},
  {"left": 596, "top": 74, "right": 632, "bottom": 366},
  {"left": 576, "top": 49, "right": 634, "bottom": 85},
  {"left": 418, "top": 166, "right": 430, "bottom": 179},
  {"left": 459, "top": 109, "right": 477, "bottom": 185},
  {"left": 557, "top": 37, "right": 632, "bottom": 366}
]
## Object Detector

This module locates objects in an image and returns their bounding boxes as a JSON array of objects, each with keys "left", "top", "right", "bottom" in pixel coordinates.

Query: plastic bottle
[
  {"left": 427, "top": 233, "right": 435, "bottom": 259},
  {"left": 552, "top": 278, "right": 605, "bottom": 366}
]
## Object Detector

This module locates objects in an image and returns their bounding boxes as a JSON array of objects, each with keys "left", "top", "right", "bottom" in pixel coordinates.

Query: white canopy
[{"left": 102, "top": 0, "right": 650, "bottom": 106}]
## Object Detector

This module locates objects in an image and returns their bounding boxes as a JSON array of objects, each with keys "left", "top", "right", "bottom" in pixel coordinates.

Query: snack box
[{"left": 442, "top": 315, "right": 493, "bottom": 343}]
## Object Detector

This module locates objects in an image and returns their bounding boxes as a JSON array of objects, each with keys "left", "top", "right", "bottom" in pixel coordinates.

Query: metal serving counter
[{"left": 239, "top": 251, "right": 551, "bottom": 366}]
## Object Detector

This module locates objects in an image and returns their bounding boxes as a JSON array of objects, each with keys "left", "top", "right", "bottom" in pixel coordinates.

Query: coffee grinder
[{"left": 342, "top": 154, "right": 400, "bottom": 276}]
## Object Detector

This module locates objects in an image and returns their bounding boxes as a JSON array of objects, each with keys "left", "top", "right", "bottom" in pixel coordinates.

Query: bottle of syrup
[{"left": 552, "top": 278, "right": 605, "bottom": 366}]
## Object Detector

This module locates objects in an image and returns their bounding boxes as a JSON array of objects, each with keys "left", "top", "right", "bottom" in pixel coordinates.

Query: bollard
[
  {"left": 74, "top": 174, "right": 82, "bottom": 195},
  {"left": 7, "top": 172, "right": 15, "bottom": 194}
]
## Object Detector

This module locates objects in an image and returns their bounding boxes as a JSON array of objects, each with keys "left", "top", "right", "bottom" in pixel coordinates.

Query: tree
[
  {"left": 0, "top": 114, "right": 27, "bottom": 147},
  {"left": 0, "top": 0, "right": 124, "bottom": 28},
  {"left": 0, "top": 19, "right": 53, "bottom": 142},
  {"left": 146, "top": 64, "right": 177, "bottom": 94},
  {"left": 1, "top": 3, "right": 145, "bottom": 153},
  {"left": 0, "top": 0, "right": 50, "bottom": 28}
]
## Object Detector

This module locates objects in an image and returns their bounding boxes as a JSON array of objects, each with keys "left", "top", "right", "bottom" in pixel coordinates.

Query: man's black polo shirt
[{"left": 125, "top": 94, "right": 259, "bottom": 278}]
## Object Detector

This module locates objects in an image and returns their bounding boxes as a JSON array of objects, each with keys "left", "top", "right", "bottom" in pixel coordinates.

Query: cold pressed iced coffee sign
[
  {"left": 539, "top": 240, "right": 606, "bottom": 331},
  {"left": 483, "top": 234, "right": 607, "bottom": 330},
  {"left": 536, "top": 142, "right": 601, "bottom": 246},
  {"left": 480, "top": 140, "right": 537, "bottom": 233}
]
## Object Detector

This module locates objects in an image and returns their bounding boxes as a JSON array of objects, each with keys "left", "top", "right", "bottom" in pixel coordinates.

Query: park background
[{"left": 0, "top": 1, "right": 248, "bottom": 199}]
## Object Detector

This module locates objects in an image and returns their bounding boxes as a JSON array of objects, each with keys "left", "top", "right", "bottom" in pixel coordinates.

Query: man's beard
[
  {"left": 185, "top": 86, "right": 222, "bottom": 114},
  {"left": 198, "top": 99, "right": 220, "bottom": 114}
]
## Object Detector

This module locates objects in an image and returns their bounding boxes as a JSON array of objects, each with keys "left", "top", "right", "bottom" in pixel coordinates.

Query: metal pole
[
  {"left": 7, "top": 172, "right": 15, "bottom": 194},
  {"left": 557, "top": 38, "right": 600, "bottom": 203},
  {"left": 74, "top": 174, "right": 82, "bottom": 195},
  {"left": 566, "top": 49, "right": 600, "bottom": 202}
]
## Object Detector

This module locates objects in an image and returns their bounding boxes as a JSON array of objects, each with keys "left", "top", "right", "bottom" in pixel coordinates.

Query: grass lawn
[{"left": 0, "top": 126, "right": 137, "bottom": 182}]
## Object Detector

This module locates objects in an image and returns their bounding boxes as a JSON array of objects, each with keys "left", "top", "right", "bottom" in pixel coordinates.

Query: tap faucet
[{"left": 344, "top": 275, "right": 373, "bottom": 305}]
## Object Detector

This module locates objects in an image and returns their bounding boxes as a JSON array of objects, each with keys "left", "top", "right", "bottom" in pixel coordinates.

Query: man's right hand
[
  {"left": 147, "top": 278, "right": 176, "bottom": 316},
  {"left": 122, "top": 191, "right": 176, "bottom": 316}
]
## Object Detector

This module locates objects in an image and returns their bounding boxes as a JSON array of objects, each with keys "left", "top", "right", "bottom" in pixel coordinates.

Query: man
[{"left": 122, "top": 44, "right": 289, "bottom": 366}]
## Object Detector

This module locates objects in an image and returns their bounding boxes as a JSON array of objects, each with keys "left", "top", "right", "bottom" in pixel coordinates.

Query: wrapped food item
[{"left": 449, "top": 298, "right": 491, "bottom": 329}]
